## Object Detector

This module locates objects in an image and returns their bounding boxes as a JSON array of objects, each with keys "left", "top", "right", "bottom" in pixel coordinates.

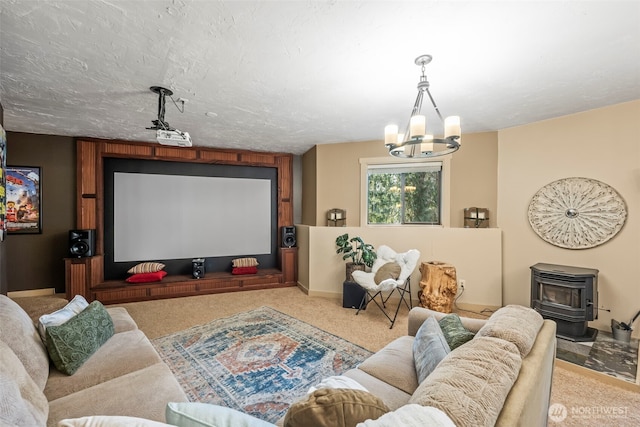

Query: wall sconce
[
  {"left": 327, "top": 209, "right": 346, "bottom": 227},
  {"left": 464, "top": 207, "right": 489, "bottom": 228}
]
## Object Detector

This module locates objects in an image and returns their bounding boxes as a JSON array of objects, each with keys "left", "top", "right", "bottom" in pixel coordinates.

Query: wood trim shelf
[
  {"left": 66, "top": 253, "right": 297, "bottom": 304},
  {"left": 92, "top": 269, "right": 290, "bottom": 305},
  {"left": 69, "top": 138, "right": 297, "bottom": 303}
]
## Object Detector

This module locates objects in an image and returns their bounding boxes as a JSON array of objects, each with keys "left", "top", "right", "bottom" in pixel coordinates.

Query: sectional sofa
[
  {"left": 1, "top": 292, "right": 556, "bottom": 427},
  {"left": 0, "top": 294, "right": 187, "bottom": 426},
  {"left": 335, "top": 305, "right": 557, "bottom": 426}
]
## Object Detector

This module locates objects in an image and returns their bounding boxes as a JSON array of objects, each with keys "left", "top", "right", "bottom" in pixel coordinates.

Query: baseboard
[
  {"left": 453, "top": 302, "right": 500, "bottom": 318},
  {"left": 295, "top": 282, "right": 309, "bottom": 295},
  {"left": 7, "top": 288, "right": 56, "bottom": 298},
  {"left": 307, "top": 289, "right": 342, "bottom": 299},
  {"left": 307, "top": 289, "right": 421, "bottom": 306}
]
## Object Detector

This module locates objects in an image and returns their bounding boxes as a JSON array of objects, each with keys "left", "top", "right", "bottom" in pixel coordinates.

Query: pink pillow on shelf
[{"left": 126, "top": 270, "right": 168, "bottom": 283}]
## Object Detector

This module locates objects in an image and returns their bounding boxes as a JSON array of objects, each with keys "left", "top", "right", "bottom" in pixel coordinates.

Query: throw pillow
[
  {"left": 356, "top": 404, "right": 456, "bottom": 427},
  {"left": 307, "top": 375, "right": 369, "bottom": 394},
  {"left": 373, "top": 262, "right": 401, "bottom": 285},
  {"left": 37, "top": 294, "right": 89, "bottom": 344},
  {"left": 413, "top": 316, "right": 451, "bottom": 383},
  {"left": 475, "top": 304, "right": 544, "bottom": 358},
  {"left": 58, "top": 416, "right": 172, "bottom": 426},
  {"left": 231, "top": 266, "right": 258, "bottom": 275},
  {"left": 357, "top": 336, "right": 418, "bottom": 395},
  {"left": 438, "top": 314, "right": 475, "bottom": 350},
  {"left": 409, "top": 336, "right": 522, "bottom": 427},
  {"left": 46, "top": 301, "right": 115, "bottom": 375},
  {"left": 166, "top": 402, "right": 276, "bottom": 427},
  {"left": 0, "top": 340, "right": 49, "bottom": 427},
  {"left": 126, "top": 270, "right": 168, "bottom": 283},
  {"left": 127, "top": 262, "right": 166, "bottom": 274},
  {"left": 232, "top": 257, "right": 259, "bottom": 268},
  {"left": 284, "top": 388, "right": 389, "bottom": 427},
  {"left": 0, "top": 294, "right": 50, "bottom": 391}
]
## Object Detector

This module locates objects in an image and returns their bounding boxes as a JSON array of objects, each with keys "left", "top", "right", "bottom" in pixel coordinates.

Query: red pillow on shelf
[
  {"left": 126, "top": 270, "right": 168, "bottom": 283},
  {"left": 231, "top": 266, "right": 258, "bottom": 275}
]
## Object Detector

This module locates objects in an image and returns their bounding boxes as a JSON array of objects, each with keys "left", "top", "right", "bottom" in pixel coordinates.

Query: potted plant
[{"left": 335, "top": 233, "right": 377, "bottom": 281}]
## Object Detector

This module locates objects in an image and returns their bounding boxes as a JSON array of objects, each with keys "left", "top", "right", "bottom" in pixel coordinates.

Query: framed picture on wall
[
  {"left": 0, "top": 125, "right": 6, "bottom": 241},
  {"left": 6, "top": 165, "right": 42, "bottom": 234}
]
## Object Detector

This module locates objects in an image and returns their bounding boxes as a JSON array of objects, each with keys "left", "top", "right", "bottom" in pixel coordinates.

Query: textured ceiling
[{"left": 1, "top": 0, "right": 639, "bottom": 154}]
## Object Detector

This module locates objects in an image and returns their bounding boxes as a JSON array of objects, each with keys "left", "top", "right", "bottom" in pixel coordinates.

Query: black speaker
[
  {"left": 281, "top": 226, "right": 296, "bottom": 248},
  {"left": 192, "top": 258, "right": 205, "bottom": 279},
  {"left": 69, "top": 229, "right": 95, "bottom": 258},
  {"left": 343, "top": 281, "right": 366, "bottom": 310}
]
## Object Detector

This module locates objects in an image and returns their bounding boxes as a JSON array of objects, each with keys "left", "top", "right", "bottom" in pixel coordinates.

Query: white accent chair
[{"left": 351, "top": 245, "right": 421, "bottom": 329}]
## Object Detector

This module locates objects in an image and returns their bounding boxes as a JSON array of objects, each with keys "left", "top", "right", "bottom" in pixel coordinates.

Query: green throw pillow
[
  {"left": 46, "top": 301, "right": 114, "bottom": 375},
  {"left": 438, "top": 314, "right": 475, "bottom": 350}
]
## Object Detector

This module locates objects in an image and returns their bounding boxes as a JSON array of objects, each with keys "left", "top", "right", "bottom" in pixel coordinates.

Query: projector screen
[
  {"left": 113, "top": 173, "right": 271, "bottom": 261},
  {"left": 103, "top": 158, "right": 278, "bottom": 279}
]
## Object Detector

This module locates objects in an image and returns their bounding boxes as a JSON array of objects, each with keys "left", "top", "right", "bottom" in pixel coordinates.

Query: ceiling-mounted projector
[
  {"left": 147, "top": 86, "right": 193, "bottom": 147},
  {"left": 156, "top": 129, "right": 192, "bottom": 147}
]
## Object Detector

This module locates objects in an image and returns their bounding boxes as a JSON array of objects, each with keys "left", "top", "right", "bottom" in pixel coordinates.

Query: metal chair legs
[{"left": 355, "top": 278, "right": 413, "bottom": 329}]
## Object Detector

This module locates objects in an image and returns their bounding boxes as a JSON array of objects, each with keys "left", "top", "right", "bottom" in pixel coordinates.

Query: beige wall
[
  {"left": 309, "top": 133, "right": 498, "bottom": 227},
  {"left": 498, "top": 100, "right": 640, "bottom": 337},
  {"left": 450, "top": 132, "right": 498, "bottom": 227},
  {"left": 296, "top": 225, "right": 502, "bottom": 308},
  {"left": 315, "top": 140, "right": 387, "bottom": 226},
  {"left": 298, "top": 133, "right": 502, "bottom": 315}
]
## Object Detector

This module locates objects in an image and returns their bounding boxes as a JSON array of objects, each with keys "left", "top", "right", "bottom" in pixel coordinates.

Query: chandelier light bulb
[
  {"left": 444, "top": 116, "right": 461, "bottom": 138},
  {"left": 421, "top": 135, "right": 434, "bottom": 153},
  {"left": 409, "top": 115, "right": 426, "bottom": 138},
  {"left": 385, "top": 124, "right": 399, "bottom": 145}
]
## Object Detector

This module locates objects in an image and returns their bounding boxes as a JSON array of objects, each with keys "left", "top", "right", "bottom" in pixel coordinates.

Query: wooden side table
[{"left": 418, "top": 261, "right": 458, "bottom": 313}]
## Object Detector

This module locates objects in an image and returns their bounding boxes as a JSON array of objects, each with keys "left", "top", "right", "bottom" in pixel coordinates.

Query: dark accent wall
[{"left": 6, "top": 132, "right": 75, "bottom": 293}]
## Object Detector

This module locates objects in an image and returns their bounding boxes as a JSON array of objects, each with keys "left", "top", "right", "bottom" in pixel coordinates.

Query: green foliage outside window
[{"left": 367, "top": 167, "right": 441, "bottom": 225}]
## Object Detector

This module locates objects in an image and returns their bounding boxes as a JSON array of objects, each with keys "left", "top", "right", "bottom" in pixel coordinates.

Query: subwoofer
[
  {"left": 69, "top": 229, "right": 95, "bottom": 258},
  {"left": 192, "top": 258, "right": 205, "bottom": 279},
  {"left": 281, "top": 226, "right": 296, "bottom": 248},
  {"left": 343, "top": 281, "right": 366, "bottom": 310}
]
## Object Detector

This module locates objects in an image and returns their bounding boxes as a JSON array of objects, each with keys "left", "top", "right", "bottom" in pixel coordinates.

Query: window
[{"left": 367, "top": 162, "right": 442, "bottom": 225}]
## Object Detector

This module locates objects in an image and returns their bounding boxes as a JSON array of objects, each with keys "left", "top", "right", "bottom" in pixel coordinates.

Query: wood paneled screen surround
[{"left": 65, "top": 139, "right": 297, "bottom": 303}]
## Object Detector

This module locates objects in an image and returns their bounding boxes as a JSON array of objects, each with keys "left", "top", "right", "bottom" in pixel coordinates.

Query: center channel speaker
[
  {"left": 69, "top": 229, "right": 95, "bottom": 258},
  {"left": 192, "top": 258, "right": 205, "bottom": 279},
  {"left": 281, "top": 226, "right": 296, "bottom": 248}
]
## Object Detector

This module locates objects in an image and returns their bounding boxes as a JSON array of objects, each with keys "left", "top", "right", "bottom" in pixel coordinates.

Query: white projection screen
[{"left": 113, "top": 172, "right": 272, "bottom": 262}]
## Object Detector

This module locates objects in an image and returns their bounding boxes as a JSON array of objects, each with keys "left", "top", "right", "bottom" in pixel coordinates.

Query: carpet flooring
[{"left": 152, "top": 306, "right": 372, "bottom": 423}]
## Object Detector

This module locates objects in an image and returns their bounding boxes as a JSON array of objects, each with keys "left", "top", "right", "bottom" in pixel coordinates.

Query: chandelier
[{"left": 384, "top": 55, "right": 461, "bottom": 158}]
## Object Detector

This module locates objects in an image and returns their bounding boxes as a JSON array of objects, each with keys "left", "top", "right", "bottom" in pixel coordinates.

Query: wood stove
[{"left": 530, "top": 263, "right": 599, "bottom": 341}]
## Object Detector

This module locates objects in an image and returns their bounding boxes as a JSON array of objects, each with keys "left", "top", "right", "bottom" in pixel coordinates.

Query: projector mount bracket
[{"left": 147, "top": 86, "right": 185, "bottom": 131}]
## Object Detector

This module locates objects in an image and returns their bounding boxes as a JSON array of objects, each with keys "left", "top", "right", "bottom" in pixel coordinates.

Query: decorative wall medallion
[{"left": 527, "top": 177, "right": 627, "bottom": 249}]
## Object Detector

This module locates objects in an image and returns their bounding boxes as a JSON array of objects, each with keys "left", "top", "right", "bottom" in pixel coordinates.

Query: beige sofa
[
  {"left": 2, "top": 293, "right": 556, "bottom": 427},
  {"left": 335, "top": 305, "right": 557, "bottom": 427},
  {"left": 0, "top": 294, "right": 188, "bottom": 427}
]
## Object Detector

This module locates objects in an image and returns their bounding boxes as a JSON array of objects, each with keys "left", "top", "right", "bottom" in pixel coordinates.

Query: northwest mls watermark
[{"left": 549, "top": 403, "right": 629, "bottom": 422}]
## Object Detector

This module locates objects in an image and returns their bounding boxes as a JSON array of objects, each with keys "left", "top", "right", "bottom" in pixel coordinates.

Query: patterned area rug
[{"left": 152, "top": 307, "right": 372, "bottom": 423}]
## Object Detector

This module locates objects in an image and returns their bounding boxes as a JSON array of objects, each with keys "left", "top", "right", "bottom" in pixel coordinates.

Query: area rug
[{"left": 152, "top": 306, "right": 373, "bottom": 423}]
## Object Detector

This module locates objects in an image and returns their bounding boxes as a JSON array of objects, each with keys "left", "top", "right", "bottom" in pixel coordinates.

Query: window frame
[{"left": 359, "top": 156, "right": 451, "bottom": 227}]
